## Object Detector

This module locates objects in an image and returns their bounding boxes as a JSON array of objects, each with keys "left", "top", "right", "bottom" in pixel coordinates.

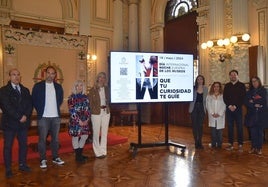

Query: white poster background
[{"left": 110, "top": 51, "right": 193, "bottom": 103}]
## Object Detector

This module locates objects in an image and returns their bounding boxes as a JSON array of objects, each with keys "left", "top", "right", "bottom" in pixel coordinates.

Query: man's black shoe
[
  {"left": 19, "top": 164, "right": 31, "bottom": 172},
  {"left": 6, "top": 170, "right": 13, "bottom": 178}
]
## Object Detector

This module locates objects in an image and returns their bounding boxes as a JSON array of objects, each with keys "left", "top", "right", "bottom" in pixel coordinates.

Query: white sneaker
[
  {"left": 225, "top": 145, "right": 234, "bottom": 151},
  {"left": 52, "top": 157, "right": 65, "bottom": 165},
  {"left": 40, "top": 160, "right": 47, "bottom": 169},
  {"left": 248, "top": 148, "right": 256, "bottom": 154},
  {"left": 256, "top": 149, "right": 262, "bottom": 155},
  {"left": 238, "top": 145, "right": 243, "bottom": 152}
]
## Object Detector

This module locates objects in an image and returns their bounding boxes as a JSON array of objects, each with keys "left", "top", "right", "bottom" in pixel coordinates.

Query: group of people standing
[
  {"left": 67, "top": 71, "right": 110, "bottom": 162},
  {"left": 0, "top": 67, "right": 110, "bottom": 178},
  {"left": 189, "top": 70, "right": 268, "bottom": 155}
]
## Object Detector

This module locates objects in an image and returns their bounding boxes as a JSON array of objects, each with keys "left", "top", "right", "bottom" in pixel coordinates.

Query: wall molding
[{"left": 2, "top": 27, "right": 87, "bottom": 50}]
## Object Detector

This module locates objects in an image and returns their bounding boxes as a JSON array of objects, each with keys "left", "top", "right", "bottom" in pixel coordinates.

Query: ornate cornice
[
  {"left": 196, "top": 5, "right": 209, "bottom": 13},
  {"left": 251, "top": 0, "right": 268, "bottom": 9},
  {"left": 150, "top": 23, "right": 164, "bottom": 38},
  {"left": 150, "top": 23, "right": 164, "bottom": 30},
  {"left": 196, "top": 14, "right": 208, "bottom": 26},
  {"left": 0, "top": 8, "right": 11, "bottom": 25},
  {"left": 2, "top": 27, "right": 87, "bottom": 50},
  {"left": 196, "top": 1, "right": 209, "bottom": 26}
]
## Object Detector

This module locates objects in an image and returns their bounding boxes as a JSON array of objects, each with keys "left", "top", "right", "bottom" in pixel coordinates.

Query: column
[
  {"left": 232, "top": 0, "right": 248, "bottom": 34},
  {"left": 196, "top": 5, "right": 210, "bottom": 83},
  {"left": 209, "top": 0, "right": 224, "bottom": 39},
  {"left": 232, "top": 0, "right": 250, "bottom": 82},
  {"left": 79, "top": 0, "right": 90, "bottom": 35},
  {"left": 113, "top": 0, "right": 123, "bottom": 50},
  {"left": 253, "top": 1, "right": 268, "bottom": 84},
  {"left": 139, "top": 0, "right": 151, "bottom": 51},
  {"left": 128, "top": 0, "right": 139, "bottom": 51}
]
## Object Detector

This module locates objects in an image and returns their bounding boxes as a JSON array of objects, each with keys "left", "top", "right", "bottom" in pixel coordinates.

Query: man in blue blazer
[{"left": 32, "top": 66, "right": 64, "bottom": 169}]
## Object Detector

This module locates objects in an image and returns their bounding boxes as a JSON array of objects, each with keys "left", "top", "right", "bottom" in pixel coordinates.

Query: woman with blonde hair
[
  {"left": 67, "top": 80, "right": 91, "bottom": 162},
  {"left": 88, "top": 72, "right": 110, "bottom": 158}
]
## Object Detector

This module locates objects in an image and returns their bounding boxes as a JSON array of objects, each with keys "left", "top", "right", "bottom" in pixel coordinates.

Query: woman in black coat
[{"left": 245, "top": 76, "right": 267, "bottom": 155}]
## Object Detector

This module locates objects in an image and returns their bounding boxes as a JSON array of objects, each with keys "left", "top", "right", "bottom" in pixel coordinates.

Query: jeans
[
  {"left": 37, "top": 117, "right": 61, "bottom": 160},
  {"left": 250, "top": 125, "right": 263, "bottom": 149},
  {"left": 211, "top": 127, "right": 223, "bottom": 147},
  {"left": 226, "top": 107, "right": 243, "bottom": 145},
  {"left": 191, "top": 102, "right": 205, "bottom": 147}
]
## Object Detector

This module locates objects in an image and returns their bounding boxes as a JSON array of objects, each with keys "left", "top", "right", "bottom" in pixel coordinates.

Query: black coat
[
  {"left": 244, "top": 87, "right": 268, "bottom": 128},
  {"left": 0, "top": 82, "right": 33, "bottom": 130}
]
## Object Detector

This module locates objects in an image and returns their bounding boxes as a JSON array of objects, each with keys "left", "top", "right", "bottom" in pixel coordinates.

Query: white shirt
[
  {"left": 99, "top": 87, "right": 106, "bottom": 106},
  {"left": 206, "top": 94, "right": 226, "bottom": 129},
  {"left": 43, "top": 82, "right": 58, "bottom": 117},
  {"left": 11, "top": 83, "right": 20, "bottom": 92}
]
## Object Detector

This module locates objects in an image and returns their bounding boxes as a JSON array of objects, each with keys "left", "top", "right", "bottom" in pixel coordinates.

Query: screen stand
[{"left": 129, "top": 103, "right": 186, "bottom": 158}]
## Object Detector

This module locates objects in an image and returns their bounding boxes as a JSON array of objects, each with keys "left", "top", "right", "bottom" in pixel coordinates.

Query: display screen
[{"left": 110, "top": 51, "right": 194, "bottom": 103}]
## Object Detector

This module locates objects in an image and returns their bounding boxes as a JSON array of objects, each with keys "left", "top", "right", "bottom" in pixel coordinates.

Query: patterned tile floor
[{"left": 0, "top": 124, "right": 268, "bottom": 187}]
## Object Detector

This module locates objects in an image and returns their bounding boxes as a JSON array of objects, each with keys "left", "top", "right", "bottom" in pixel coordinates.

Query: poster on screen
[{"left": 110, "top": 51, "right": 193, "bottom": 103}]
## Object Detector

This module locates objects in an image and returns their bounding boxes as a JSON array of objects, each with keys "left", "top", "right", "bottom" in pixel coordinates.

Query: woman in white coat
[{"left": 206, "top": 82, "right": 226, "bottom": 148}]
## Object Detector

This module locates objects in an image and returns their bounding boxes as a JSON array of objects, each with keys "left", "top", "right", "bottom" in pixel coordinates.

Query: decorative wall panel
[
  {"left": 92, "top": 0, "right": 112, "bottom": 26},
  {"left": 1, "top": 27, "right": 88, "bottom": 111},
  {"left": 94, "top": 37, "right": 110, "bottom": 76}
]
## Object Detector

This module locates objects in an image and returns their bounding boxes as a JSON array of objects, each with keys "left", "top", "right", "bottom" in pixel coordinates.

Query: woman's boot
[
  {"left": 75, "top": 148, "right": 85, "bottom": 162},
  {"left": 80, "top": 148, "right": 89, "bottom": 160}
]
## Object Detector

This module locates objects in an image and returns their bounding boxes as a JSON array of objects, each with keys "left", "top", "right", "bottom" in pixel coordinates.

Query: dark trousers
[
  {"left": 3, "top": 128, "right": 28, "bottom": 171},
  {"left": 250, "top": 125, "right": 263, "bottom": 149},
  {"left": 191, "top": 103, "right": 205, "bottom": 147},
  {"left": 226, "top": 107, "right": 243, "bottom": 145},
  {"left": 211, "top": 127, "right": 223, "bottom": 147}
]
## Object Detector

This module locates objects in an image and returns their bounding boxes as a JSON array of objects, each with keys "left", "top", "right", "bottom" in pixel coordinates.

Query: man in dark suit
[{"left": 0, "top": 68, "right": 32, "bottom": 178}]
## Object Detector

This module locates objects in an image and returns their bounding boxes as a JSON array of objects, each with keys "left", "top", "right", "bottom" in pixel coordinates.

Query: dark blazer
[
  {"left": 223, "top": 81, "right": 246, "bottom": 108},
  {"left": 0, "top": 81, "right": 32, "bottom": 130},
  {"left": 32, "top": 80, "right": 63, "bottom": 120}
]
